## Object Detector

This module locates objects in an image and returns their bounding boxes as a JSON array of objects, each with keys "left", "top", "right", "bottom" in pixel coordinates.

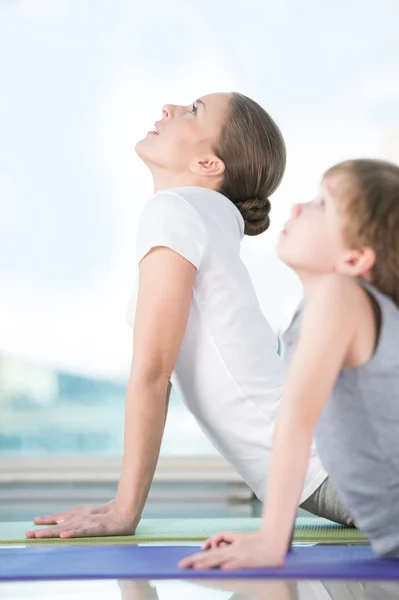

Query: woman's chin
[
  {"left": 135, "top": 137, "right": 145, "bottom": 155},
  {"left": 135, "top": 138, "right": 151, "bottom": 162}
]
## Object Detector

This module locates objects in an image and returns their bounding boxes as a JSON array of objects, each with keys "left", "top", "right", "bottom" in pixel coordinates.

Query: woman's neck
[{"left": 151, "top": 167, "right": 217, "bottom": 194}]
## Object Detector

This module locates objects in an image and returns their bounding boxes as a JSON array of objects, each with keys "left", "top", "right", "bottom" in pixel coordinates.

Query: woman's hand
[
  {"left": 178, "top": 532, "right": 285, "bottom": 571},
  {"left": 26, "top": 504, "right": 137, "bottom": 539},
  {"left": 33, "top": 499, "right": 116, "bottom": 525}
]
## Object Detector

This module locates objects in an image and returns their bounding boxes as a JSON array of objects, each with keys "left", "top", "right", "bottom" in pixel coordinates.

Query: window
[{"left": 1, "top": 0, "right": 398, "bottom": 480}]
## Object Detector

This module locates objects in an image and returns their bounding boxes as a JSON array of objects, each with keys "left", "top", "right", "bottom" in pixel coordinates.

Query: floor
[{"left": 2, "top": 577, "right": 399, "bottom": 599}]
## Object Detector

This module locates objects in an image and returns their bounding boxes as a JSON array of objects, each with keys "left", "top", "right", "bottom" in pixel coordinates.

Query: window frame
[{"left": 0, "top": 456, "right": 243, "bottom": 484}]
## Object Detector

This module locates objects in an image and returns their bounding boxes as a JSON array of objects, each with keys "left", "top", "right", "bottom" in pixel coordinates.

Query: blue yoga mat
[{"left": 1, "top": 545, "right": 399, "bottom": 581}]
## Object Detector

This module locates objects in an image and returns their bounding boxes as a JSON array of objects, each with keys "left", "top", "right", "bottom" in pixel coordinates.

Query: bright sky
[{"left": 1, "top": 0, "right": 398, "bottom": 378}]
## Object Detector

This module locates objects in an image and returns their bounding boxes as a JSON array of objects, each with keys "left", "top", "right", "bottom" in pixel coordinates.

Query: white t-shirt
[{"left": 127, "top": 186, "right": 327, "bottom": 502}]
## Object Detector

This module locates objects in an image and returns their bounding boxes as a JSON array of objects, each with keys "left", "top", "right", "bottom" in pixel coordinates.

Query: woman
[{"left": 27, "top": 92, "right": 346, "bottom": 539}]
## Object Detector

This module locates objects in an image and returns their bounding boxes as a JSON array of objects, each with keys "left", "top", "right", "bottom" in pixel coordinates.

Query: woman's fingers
[
  {"left": 27, "top": 512, "right": 134, "bottom": 540},
  {"left": 33, "top": 504, "right": 105, "bottom": 526},
  {"left": 26, "top": 517, "right": 86, "bottom": 538},
  {"left": 59, "top": 525, "right": 99, "bottom": 538},
  {"left": 26, "top": 524, "right": 68, "bottom": 538},
  {"left": 33, "top": 509, "right": 80, "bottom": 525},
  {"left": 33, "top": 513, "right": 64, "bottom": 525}
]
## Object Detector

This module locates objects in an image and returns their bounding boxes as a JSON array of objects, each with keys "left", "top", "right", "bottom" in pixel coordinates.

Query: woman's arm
[
  {"left": 115, "top": 245, "right": 197, "bottom": 522},
  {"left": 28, "top": 246, "right": 197, "bottom": 538},
  {"left": 180, "top": 274, "right": 361, "bottom": 569}
]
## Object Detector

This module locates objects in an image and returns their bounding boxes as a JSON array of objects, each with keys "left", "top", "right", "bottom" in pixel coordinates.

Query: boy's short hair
[{"left": 325, "top": 159, "right": 399, "bottom": 307}]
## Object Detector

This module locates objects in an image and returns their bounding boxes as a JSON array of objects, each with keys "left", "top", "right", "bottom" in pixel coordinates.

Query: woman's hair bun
[
  {"left": 215, "top": 92, "right": 286, "bottom": 237},
  {"left": 235, "top": 196, "right": 271, "bottom": 236}
]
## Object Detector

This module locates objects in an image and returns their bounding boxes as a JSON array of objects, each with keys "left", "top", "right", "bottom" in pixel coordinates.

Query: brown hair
[
  {"left": 326, "top": 158, "right": 399, "bottom": 307},
  {"left": 215, "top": 93, "right": 286, "bottom": 236}
]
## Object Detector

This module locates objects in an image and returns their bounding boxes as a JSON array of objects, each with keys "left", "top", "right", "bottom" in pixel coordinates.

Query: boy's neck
[
  {"left": 296, "top": 271, "right": 330, "bottom": 296},
  {"left": 298, "top": 270, "right": 367, "bottom": 297}
]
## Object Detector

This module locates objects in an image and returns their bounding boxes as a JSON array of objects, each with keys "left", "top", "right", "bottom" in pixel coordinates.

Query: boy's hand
[
  {"left": 178, "top": 532, "right": 285, "bottom": 570},
  {"left": 202, "top": 529, "right": 253, "bottom": 550}
]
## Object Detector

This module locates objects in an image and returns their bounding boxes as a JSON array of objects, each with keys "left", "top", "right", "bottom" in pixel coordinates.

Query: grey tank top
[{"left": 283, "top": 279, "right": 399, "bottom": 557}]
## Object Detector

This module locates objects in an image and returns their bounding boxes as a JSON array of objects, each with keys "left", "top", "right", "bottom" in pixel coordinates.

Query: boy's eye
[{"left": 189, "top": 103, "right": 198, "bottom": 115}]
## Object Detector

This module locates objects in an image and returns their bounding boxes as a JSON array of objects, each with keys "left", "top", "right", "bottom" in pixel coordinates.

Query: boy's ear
[{"left": 338, "top": 247, "right": 376, "bottom": 277}]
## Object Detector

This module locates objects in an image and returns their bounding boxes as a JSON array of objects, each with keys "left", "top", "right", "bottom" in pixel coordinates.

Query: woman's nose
[{"left": 161, "top": 104, "right": 174, "bottom": 119}]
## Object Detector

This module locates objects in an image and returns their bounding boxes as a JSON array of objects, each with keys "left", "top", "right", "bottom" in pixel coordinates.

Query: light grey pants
[{"left": 300, "top": 476, "right": 355, "bottom": 526}]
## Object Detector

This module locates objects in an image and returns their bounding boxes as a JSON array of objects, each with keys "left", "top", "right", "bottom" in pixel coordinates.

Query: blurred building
[{"left": 0, "top": 354, "right": 58, "bottom": 408}]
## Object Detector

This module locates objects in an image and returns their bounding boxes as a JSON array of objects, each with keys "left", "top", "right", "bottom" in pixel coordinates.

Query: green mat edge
[
  {"left": 0, "top": 520, "right": 369, "bottom": 546},
  {"left": 0, "top": 537, "right": 369, "bottom": 546}
]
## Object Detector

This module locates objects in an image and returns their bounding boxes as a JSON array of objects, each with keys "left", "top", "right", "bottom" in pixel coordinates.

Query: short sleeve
[{"left": 136, "top": 192, "right": 209, "bottom": 269}]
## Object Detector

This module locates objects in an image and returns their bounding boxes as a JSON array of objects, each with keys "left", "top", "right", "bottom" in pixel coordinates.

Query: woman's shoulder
[
  {"left": 139, "top": 187, "right": 243, "bottom": 248},
  {"left": 142, "top": 188, "right": 206, "bottom": 222},
  {"left": 136, "top": 189, "right": 209, "bottom": 267},
  {"left": 137, "top": 190, "right": 205, "bottom": 234},
  {"left": 152, "top": 186, "right": 235, "bottom": 218}
]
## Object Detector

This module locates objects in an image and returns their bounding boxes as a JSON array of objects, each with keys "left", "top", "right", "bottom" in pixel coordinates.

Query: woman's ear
[
  {"left": 189, "top": 154, "right": 225, "bottom": 178},
  {"left": 338, "top": 246, "right": 376, "bottom": 278}
]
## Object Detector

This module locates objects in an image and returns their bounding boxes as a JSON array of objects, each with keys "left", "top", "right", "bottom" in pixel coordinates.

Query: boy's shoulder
[{"left": 305, "top": 275, "right": 372, "bottom": 330}]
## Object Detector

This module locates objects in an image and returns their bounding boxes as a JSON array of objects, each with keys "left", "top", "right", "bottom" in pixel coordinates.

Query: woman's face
[{"left": 135, "top": 92, "right": 231, "bottom": 177}]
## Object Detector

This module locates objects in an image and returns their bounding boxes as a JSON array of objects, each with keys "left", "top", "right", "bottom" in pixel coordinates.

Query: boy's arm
[
  {"left": 179, "top": 275, "right": 364, "bottom": 570},
  {"left": 259, "top": 275, "right": 359, "bottom": 560}
]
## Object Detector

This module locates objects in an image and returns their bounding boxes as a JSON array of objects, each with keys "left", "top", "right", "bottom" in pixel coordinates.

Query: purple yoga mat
[{"left": 1, "top": 545, "right": 399, "bottom": 581}]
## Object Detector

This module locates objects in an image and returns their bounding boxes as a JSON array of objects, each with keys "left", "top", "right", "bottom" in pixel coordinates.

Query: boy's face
[{"left": 277, "top": 175, "right": 351, "bottom": 278}]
